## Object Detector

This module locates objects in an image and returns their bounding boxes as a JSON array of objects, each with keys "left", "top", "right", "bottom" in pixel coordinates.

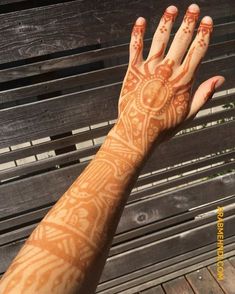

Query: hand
[{"left": 114, "top": 4, "right": 225, "bottom": 154}]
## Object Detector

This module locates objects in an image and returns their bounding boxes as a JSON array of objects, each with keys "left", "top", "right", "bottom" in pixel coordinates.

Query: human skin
[{"left": 0, "top": 4, "right": 225, "bottom": 294}]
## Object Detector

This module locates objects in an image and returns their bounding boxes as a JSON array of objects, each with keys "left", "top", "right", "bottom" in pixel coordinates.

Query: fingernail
[
  {"left": 215, "top": 77, "right": 225, "bottom": 89},
  {"left": 166, "top": 5, "right": 178, "bottom": 14},
  {"left": 188, "top": 3, "right": 200, "bottom": 12},
  {"left": 136, "top": 17, "right": 146, "bottom": 25}
]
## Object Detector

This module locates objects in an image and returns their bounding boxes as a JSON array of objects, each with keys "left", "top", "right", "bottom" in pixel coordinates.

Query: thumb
[{"left": 186, "top": 75, "right": 225, "bottom": 120}]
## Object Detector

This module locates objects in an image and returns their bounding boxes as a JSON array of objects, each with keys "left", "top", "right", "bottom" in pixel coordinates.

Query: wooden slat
[
  {"left": 0, "top": 125, "right": 112, "bottom": 164},
  {"left": 136, "top": 150, "right": 234, "bottom": 188},
  {"left": 100, "top": 215, "right": 235, "bottom": 283},
  {"left": 111, "top": 201, "right": 235, "bottom": 255},
  {"left": 162, "top": 276, "right": 194, "bottom": 294},
  {"left": 0, "top": 91, "right": 233, "bottom": 167},
  {"left": 140, "top": 121, "right": 234, "bottom": 175},
  {"left": 0, "top": 54, "right": 234, "bottom": 149},
  {"left": 0, "top": 124, "right": 233, "bottom": 182},
  {"left": 97, "top": 241, "right": 235, "bottom": 293},
  {"left": 208, "top": 260, "right": 235, "bottom": 294},
  {"left": 131, "top": 161, "right": 235, "bottom": 202},
  {"left": 202, "top": 92, "right": 235, "bottom": 110},
  {"left": 113, "top": 196, "right": 235, "bottom": 246},
  {"left": 0, "top": 29, "right": 233, "bottom": 86},
  {"left": 0, "top": 122, "right": 234, "bottom": 220},
  {"left": 0, "top": 0, "right": 234, "bottom": 64},
  {"left": 0, "top": 123, "right": 235, "bottom": 217},
  {"left": 0, "top": 98, "right": 233, "bottom": 167},
  {"left": 186, "top": 268, "right": 224, "bottom": 294},
  {"left": 228, "top": 257, "right": 235, "bottom": 268},
  {"left": 140, "top": 285, "right": 165, "bottom": 294},
  {"left": 117, "top": 172, "right": 235, "bottom": 234},
  {"left": 1, "top": 195, "right": 234, "bottom": 255},
  {"left": 0, "top": 82, "right": 120, "bottom": 149}
]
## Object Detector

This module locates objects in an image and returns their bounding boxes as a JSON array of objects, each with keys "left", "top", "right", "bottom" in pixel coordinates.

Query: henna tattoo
[
  {"left": 197, "top": 21, "right": 213, "bottom": 47},
  {"left": 204, "top": 80, "right": 216, "bottom": 102},
  {"left": 183, "top": 9, "right": 199, "bottom": 33},
  {"left": 160, "top": 10, "right": 177, "bottom": 33}
]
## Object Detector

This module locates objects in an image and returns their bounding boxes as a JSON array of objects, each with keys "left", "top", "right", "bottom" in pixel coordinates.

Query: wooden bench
[{"left": 0, "top": 1, "right": 234, "bottom": 293}]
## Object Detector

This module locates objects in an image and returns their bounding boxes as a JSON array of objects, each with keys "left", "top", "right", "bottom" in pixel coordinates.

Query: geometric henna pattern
[{"left": 0, "top": 6, "right": 213, "bottom": 294}]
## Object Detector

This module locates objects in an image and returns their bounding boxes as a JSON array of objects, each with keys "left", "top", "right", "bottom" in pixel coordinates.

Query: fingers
[
  {"left": 181, "top": 16, "right": 213, "bottom": 78},
  {"left": 165, "top": 4, "right": 200, "bottom": 65},
  {"left": 146, "top": 6, "right": 178, "bottom": 64},
  {"left": 186, "top": 76, "right": 225, "bottom": 119},
  {"left": 129, "top": 17, "right": 146, "bottom": 65}
]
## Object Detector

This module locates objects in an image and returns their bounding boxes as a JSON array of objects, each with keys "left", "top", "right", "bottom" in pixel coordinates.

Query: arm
[{"left": 0, "top": 4, "right": 224, "bottom": 294}]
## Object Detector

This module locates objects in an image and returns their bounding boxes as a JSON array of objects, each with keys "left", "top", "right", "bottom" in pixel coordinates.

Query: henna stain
[
  {"left": 160, "top": 10, "right": 177, "bottom": 33},
  {"left": 204, "top": 80, "right": 216, "bottom": 102},
  {"left": 197, "top": 21, "right": 213, "bottom": 47},
  {"left": 183, "top": 9, "right": 199, "bottom": 33}
]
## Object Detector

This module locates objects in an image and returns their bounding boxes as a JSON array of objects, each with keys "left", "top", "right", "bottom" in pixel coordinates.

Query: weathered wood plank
[
  {"left": 136, "top": 150, "right": 234, "bottom": 188},
  {"left": 0, "top": 53, "right": 234, "bottom": 112},
  {"left": 117, "top": 172, "right": 235, "bottom": 234},
  {"left": 0, "top": 99, "right": 233, "bottom": 167},
  {"left": 0, "top": 0, "right": 234, "bottom": 63},
  {"left": 208, "top": 260, "right": 235, "bottom": 294},
  {"left": 0, "top": 122, "right": 234, "bottom": 220},
  {"left": 97, "top": 242, "right": 235, "bottom": 293},
  {"left": 131, "top": 161, "right": 235, "bottom": 202},
  {"left": 140, "top": 285, "right": 165, "bottom": 294},
  {"left": 0, "top": 31, "right": 233, "bottom": 85},
  {"left": 0, "top": 125, "right": 112, "bottom": 164},
  {"left": 0, "top": 82, "right": 120, "bottom": 149},
  {"left": 140, "top": 121, "right": 234, "bottom": 177},
  {"left": 0, "top": 54, "right": 234, "bottom": 149},
  {"left": 229, "top": 256, "right": 235, "bottom": 268},
  {"left": 162, "top": 276, "right": 194, "bottom": 294},
  {"left": 100, "top": 215, "right": 235, "bottom": 283},
  {"left": 186, "top": 268, "right": 224, "bottom": 294},
  {"left": 113, "top": 196, "right": 235, "bottom": 246},
  {"left": 1, "top": 195, "right": 234, "bottom": 256},
  {"left": 0, "top": 120, "right": 233, "bottom": 181}
]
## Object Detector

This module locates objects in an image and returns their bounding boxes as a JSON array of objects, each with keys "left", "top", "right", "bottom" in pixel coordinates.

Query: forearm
[{"left": 0, "top": 121, "right": 148, "bottom": 294}]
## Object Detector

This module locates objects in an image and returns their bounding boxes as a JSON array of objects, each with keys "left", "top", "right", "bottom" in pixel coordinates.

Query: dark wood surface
[
  {"left": 186, "top": 268, "right": 224, "bottom": 294},
  {"left": 0, "top": 0, "right": 234, "bottom": 64},
  {"left": 208, "top": 260, "right": 235, "bottom": 294},
  {"left": 162, "top": 276, "right": 194, "bottom": 294},
  {"left": 0, "top": 0, "right": 234, "bottom": 293},
  {"left": 140, "top": 285, "right": 165, "bottom": 294}
]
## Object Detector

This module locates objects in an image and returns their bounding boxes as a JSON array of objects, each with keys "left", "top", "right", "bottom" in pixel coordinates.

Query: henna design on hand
[{"left": 113, "top": 7, "right": 214, "bottom": 157}]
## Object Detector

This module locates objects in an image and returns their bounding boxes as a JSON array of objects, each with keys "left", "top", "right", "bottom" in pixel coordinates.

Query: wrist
[{"left": 97, "top": 120, "right": 146, "bottom": 169}]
